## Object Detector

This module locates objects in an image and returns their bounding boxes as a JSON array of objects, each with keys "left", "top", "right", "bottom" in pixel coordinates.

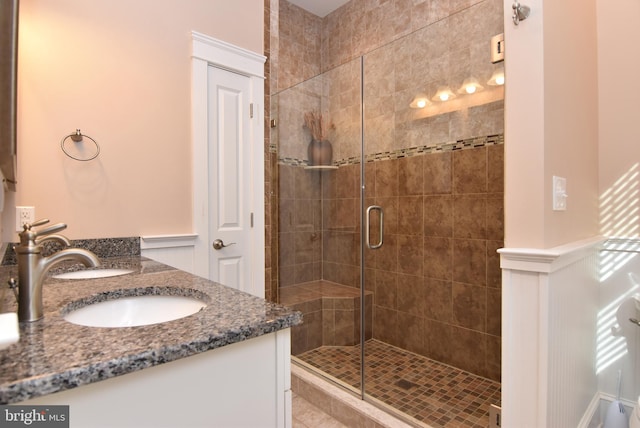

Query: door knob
[{"left": 212, "top": 239, "right": 235, "bottom": 250}]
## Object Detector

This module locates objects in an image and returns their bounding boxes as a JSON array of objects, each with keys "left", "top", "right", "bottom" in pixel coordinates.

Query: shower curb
[{"left": 291, "top": 363, "right": 427, "bottom": 428}]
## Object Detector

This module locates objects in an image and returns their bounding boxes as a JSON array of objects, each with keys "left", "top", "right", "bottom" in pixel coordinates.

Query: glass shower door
[
  {"left": 277, "top": 57, "right": 365, "bottom": 395},
  {"left": 360, "top": 0, "right": 505, "bottom": 424},
  {"left": 276, "top": 0, "right": 504, "bottom": 424}
]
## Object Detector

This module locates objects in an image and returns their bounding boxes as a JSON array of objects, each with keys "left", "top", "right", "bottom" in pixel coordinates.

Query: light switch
[
  {"left": 552, "top": 176, "right": 567, "bottom": 211},
  {"left": 491, "top": 33, "right": 505, "bottom": 63}
]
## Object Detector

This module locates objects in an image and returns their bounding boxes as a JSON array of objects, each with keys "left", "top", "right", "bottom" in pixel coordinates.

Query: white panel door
[{"left": 208, "top": 65, "right": 252, "bottom": 292}]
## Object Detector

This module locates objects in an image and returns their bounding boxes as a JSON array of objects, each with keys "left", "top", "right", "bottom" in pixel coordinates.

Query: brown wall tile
[
  {"left": 449, "top": 326, "right": 487, "bottom": 376},
  {"left": 375, "top": 270, "right": 398, "bottom": 309},
  {"left": 294, "top": 231, "right": 321, "bottom": 263},
  {"left": 374, "top": 233, "right": 398, "bottom": 272},
  {"left": 453, "top": 195, "right": 487, "bottom": 239},
  {"left": 294, "top": 261, "right": 322, "bottom": 284},
  {"left": 424, "top": 277, "right": 453, "bottom": 323},
  {"left": 453, "top": 147, "right": 487, "bottom": 194},
  {"left": 487, "top": 144, "right": 504, "bottom": 194},
  {"left": 452, "top": 282, "right": 487, "bottom": 331},
  {"left": 486, "top": 195, "right": 504, "bottom": 241},
  {"left": 423, "top": 151, "right": 452, "bottom": 195},
  {"left": 397, "top": 312, "right": 426, "bottom": 355},
  {"left": 398, "top": 196, "right": 424, "bottom": 236},
  {"left": 423, "top": 196, "right": 453, "bottom": 237},
  {"left": 374, "top": 306, "right": 399, "bottom": 345},
  {"left": 486, "top": 240, "right": 503, "bottom": 289},
  {"left": 375, "top": 159, "right": 399, "bottom": 197},
  {"left": 397, "top": 234, "right": 424, "bottom": 276},
  {"left": 452, "top": 238, "right": 487, "bottom": 285},
  {"left": 485, "top": 334, "right": 501, "bottom": 382},
  {"left": 397, "top": 273, "right": 426, "bottom": 316},
  {"left": 334, "top": 309, "right": 357, "bottom": 345},
  {"left": 399, "top": 156, "right": 424, "bottom": 196},
  {"left": 486, "top": 287, "right": 502, "bottom": 336},
  {"left": 424, "top": 236, "right": 453, "bottom": 280},
  {"left": 426, "top": 320, "right": 452, "bottom": 364},
  {"left": 375, "top": 197, "right": 398, "bottom": 235}
]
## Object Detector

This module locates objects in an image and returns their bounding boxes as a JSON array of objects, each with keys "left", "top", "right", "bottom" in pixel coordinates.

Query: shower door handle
[{"left": 366, "top": 205, "right": 384, "bottom": 249}]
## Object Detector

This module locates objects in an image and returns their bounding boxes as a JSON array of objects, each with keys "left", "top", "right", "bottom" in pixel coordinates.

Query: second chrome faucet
[{"left": 14, "top": 219, "right": 100, "bottom": 322}]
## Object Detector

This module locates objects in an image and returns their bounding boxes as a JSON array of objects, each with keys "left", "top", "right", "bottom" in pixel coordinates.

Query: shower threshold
[{"left": 294, "top": 339, "right": 501, "bottom": 428}]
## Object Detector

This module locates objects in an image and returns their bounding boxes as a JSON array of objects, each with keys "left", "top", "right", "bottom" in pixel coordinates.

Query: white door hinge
[{"left": 250, "top": 103, "right": 254, "bottom": 118}]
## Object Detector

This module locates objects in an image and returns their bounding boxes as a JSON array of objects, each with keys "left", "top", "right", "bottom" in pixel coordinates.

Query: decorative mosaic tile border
[{"left": 278, "top": 133, "right": 504, "bottom": 167}]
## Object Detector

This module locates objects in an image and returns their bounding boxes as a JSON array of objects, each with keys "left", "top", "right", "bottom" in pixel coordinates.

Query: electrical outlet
[
  {"left": 15, "top": 206, "right": 35, "bottom": 232},
  {"left": 552, "top": 176, "right": 567, "bottom": 211}
]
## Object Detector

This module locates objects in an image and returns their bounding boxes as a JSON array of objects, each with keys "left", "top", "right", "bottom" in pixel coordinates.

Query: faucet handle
[
  {"left": 36, "top": 222, "right": 68, "bottom": 237},
  {"left": 18, "top": 219, "right": 68, "bottom": 246},
  {"left": 25, "top": 218, "right": 50, "bottom": 230}
]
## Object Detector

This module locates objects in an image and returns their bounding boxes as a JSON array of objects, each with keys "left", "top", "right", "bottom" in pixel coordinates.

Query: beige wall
[
  {"left": 504, "top": 0, "right": 599, "bottom": 248},
  {"left": 3, "top": 0, "right": 262, "bottom": 241},
  {"left": 597, "top": 0, "right": 640, "bottom": 239}
]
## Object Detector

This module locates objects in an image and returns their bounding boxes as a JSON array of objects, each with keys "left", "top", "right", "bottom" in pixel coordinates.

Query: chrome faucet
[{"left": 14, "top": 219, "right": 100, "bottom": 322}]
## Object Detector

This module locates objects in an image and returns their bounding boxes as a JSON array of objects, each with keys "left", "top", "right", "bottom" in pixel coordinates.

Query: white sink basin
[
  {"left": 64, "top": 294, "right": 206, "bottom": 327},
  {"left": 53, "top": 268, "right": 134, "bottom": 280},
  {"left": 0, "top": 313, "right": 19, "bottom": 350}
]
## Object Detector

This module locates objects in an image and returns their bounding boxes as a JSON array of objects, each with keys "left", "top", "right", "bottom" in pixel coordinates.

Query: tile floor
[
  {"left": 297, "top": 340, "right": 501, "bottom": 428},
  {"left": 292, "top": 392, "right": 349, "bottom": 428}
]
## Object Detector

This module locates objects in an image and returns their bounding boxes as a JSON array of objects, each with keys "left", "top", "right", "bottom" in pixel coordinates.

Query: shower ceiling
[{"left": 286, "top": 0, "right": 349, "bottom": 17}]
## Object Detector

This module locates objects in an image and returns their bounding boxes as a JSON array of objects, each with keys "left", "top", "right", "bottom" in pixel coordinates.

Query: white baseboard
[{"left": 579, "top": 392, "right": 637, "bottom": 428}]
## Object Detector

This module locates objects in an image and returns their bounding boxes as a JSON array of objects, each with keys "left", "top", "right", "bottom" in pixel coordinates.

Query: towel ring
[{"left": 61, "top": 129, "right": 100, "bottom": 161}]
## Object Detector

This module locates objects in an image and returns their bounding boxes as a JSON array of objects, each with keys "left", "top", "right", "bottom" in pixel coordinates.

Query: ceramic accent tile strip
[
  {"left": 0, "top": 257, "right": 302, "bottom": 404},
  {"left": 278, "top": 134, "right": 504, "bottom": 167}
]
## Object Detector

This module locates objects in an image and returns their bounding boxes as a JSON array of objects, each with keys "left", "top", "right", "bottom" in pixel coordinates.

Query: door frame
[{"left": 191, "top": 31, "right": 266, "bottom": 297}]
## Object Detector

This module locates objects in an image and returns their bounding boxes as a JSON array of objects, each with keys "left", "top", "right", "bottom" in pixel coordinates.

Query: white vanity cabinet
[{"left": 23, "top": 330, "right": 292, "bottom": 428}]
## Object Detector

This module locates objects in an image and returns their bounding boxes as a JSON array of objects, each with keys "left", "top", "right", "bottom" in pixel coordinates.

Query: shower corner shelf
[{"left": 304, "top": 165, "right": 339, "bottom": 170}]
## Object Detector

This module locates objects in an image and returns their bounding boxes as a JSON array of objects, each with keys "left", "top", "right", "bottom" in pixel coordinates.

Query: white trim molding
[
  {"left": 190, "top": 32, "right": 266, "bottom": 297},
  {"left": 140, "top": 234, "right": 198, "bottom": 249},
  {"left": 499, "top": 236, "right": 604, "bottom": 427},
  {"left": 191, "top": 32, "right": 266, "bottom": 78},
  {"left": 140, "top": 234, "right": 198, "bottom": 274},
  {"left": 499, "top": 235, "right": 605, "bottom": 273}
]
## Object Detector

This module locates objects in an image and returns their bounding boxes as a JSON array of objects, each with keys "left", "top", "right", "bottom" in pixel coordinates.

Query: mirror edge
[{"left": 0, "top": 0, "right": 19, "bottom": 192}]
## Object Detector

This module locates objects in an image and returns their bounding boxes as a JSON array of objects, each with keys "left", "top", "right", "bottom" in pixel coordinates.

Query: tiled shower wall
[
  {"left": 279, "top": 141, "right": 503, "bottom": 380},
  {"left": 362, "top": 144, "right": 503, "bottom": 381},
  {"left": 272, "top": 0, "right": 503, "bottom": 380},
  {"left": 264, "top": 0, "right": 275, "bottom": 301}
]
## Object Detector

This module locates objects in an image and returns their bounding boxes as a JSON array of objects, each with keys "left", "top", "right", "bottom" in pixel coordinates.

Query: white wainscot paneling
[
  {"left": 141, "top": 234, "right": 197, "bottom": 274},
  {"left": 500, "top": 236, "right": 602, "bottom": 428}
]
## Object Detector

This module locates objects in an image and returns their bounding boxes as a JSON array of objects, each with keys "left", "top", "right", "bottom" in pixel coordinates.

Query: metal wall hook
[{"left": 512, "top": 2, "right": 530, "bottom": 25}]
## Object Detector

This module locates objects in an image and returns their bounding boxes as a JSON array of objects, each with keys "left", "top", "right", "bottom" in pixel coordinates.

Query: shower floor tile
[{"left": 297, "top": 340, "right": 501, "bottom": 428}]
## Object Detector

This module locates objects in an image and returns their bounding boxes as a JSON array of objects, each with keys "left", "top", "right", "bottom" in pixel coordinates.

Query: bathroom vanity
[{"left": 0, "top": 257, "right": 302, "bottom": 427}]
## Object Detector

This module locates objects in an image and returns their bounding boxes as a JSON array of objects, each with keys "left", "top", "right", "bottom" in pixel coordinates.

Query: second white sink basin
[
  {"left": 64, "top": 294, "right": 207, "bottom": 328},
  {"left": 53, "top": 268, "right": 134, "bottom": 280}
]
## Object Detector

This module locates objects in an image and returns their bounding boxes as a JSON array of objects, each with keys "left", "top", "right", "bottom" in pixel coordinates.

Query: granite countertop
[{"left": 0, "top": 256, "right": 302, "bottom": 404}]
